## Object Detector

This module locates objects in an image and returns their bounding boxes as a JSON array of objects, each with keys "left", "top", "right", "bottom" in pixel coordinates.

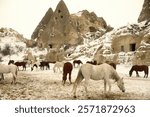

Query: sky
[{"left": 0, "top": 0, "right": 144, "bottom": 39}]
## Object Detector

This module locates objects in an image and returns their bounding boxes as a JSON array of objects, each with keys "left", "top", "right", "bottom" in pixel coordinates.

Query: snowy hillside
[
  {"left": 1, "top": 20, "right": 150, "bottom": 64},
  {"left": 99, "top": 20, "right": 150, "bottom": 43},
  {"left": 0, "top": 28, "right": 53, "bottom": 63},
  {"left": 67, "top": 20, "right": 150, "bottom": 64},
  {"left": 0, "top": 28, "right": 26, "bottom": 61}
]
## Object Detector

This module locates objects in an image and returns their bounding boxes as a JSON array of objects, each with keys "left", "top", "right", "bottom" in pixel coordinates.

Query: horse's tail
[
  {"left": 15, "top": 68, "right": 18, "bottom": 76},
  {"left": 146, "top": 66, "right": 149, "bottom": 77},
  {"left": 72, "top": 68, "right": 84, "bottom": 93},
  {"left": 75, "top": 68, "right": 84, "bottom": 82},
  {"left": 53, "top": 65, "right": 56, "bottom": 73}
]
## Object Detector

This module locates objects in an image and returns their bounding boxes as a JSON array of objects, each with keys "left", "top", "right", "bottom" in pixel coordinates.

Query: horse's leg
[
  {"left": 17, "top": 66, "right": 19, "bottom": 71},
  {"left": 107, "top": 80, "right": 111, "bottom": 92},
  {"left": 104, "top": 79, "right": 111, "bottom": 93},
  {"left": 53, "top": 66, "right": 56, "bottom": 73},
  {"left": 23, "top": 66, "right": 26, "bottom": 71},
  {"left": 60, "top": 67, "right": 62, "bottom": 73},
  {"left": 84, "top": 78, "right": 90, "bottom": 98},
  {"left": 144, "top": 72, "right": 146, "bottom": 78},
  {"left": 144, "top": 71, "right": 148, "bottom": 78},
  {"left": 11, "top": 73, "right": 16, "bottom": 84},
  {"left": 69, "top": 72, "right": 72, "bottom": 84},
  {"left": 2, "top": 74, "right": 4, "bottom": 80},
  {"left": 31, "top": 66, "right": 33, "bottom": 71},
  {"left": 73, "top": 77, "right": 84, "bottom": 98},
  {"left": 62, "top": 73, "right": 67, "bottom": 85},
  {"left": 58, "top": 67, "right": 61, "bottom": 73},
  {"left": 136, "top": 71, "right": 139, "bottom": 77},
  {"left": 104, "top": 80, "right": 107, "bottom": 92},
  {"left": 0, "top": 74, "right": 4, "bottom": 80},
  {"left": 146, "top": 71, "right": 148, "bottom": 78}
]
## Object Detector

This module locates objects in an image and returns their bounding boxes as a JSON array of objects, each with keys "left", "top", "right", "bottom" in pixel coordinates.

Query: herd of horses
[{"left": 0, "top": 59, "right": 149, "bottom": 98}]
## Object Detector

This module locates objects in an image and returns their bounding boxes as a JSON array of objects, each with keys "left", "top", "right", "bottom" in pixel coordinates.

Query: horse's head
[
  {"left": 129, "top": 70, "right": 132, "bottom": 77},
  {"left": 8, "top": 60, "right": 14, "bottom": 65},
  {"left": 117, "top": 77, "right": 125, "bottom": 92}
]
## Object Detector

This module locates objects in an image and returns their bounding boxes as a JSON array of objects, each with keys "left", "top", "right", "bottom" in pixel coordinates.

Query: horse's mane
[{"left": 112, "top": 71, "right": 120, "bottom": 82}]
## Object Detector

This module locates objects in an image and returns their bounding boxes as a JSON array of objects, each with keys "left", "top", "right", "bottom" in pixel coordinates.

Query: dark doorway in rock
[
  {"left": 130, "top": 43, "right": 136, "bottom": 51},
  {"left": 49, "top": 44, "right": 52, "bottom": 48}
]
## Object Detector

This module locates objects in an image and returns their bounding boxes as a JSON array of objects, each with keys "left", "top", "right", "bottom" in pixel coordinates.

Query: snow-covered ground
[{"left": 0, "top": 62, "right": 150, "bottom": 100}]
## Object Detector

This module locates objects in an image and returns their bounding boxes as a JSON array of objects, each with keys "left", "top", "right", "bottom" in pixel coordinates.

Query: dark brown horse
[
  {"left": 62, "top": 62, "right": 73, "bottom": 85},
  {"left": 106, "top": 61, "right": 116, "bottom": 69},
  {"left": 129, "top": 65, "right": 149, "bottom": 78},
  {"left": 15, "top": 62, "right": 27, "bottom": 71},
  {"left": 39, "top": 61, "right": 50, "bottom": 70},
  {"left": 8, "top": 60, "right": 27, "bottom": 71},
  {"left": 86, "top": 60, "right": 116, "bottom": 69},
  {"left": 8, "top": 60, "right": 15, "bottom": 65},
  {"left": 86, "top": 60, "right": 97, "bottom": 65},
  {"left": 31, "top": 61, "right": 51, "bottom": 71},
  {"left": 73, "top": 60, "right": 83, "bottom": 67}
]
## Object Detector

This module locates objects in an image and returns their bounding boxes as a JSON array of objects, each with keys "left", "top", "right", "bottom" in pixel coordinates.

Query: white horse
[
  {"left": 53, "top": 61, "right": 64, "bottom": 73},
  {"left": 0, "top": 64, "right": 18, "bottom": 84},
  {"left": 72, "top": 63, "right": 125, "bottom": 98}
]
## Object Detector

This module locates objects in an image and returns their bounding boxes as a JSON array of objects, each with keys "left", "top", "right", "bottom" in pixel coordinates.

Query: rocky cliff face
[
  {"left": 32, "top": 0, "right": 108, "bottom": 48},
  {"left": 138, "top": 0, "right": 150, "bottom": 22},
  {"left": 31, "top": 8, "right": 53, "bottom": 39},
  {"left": 36, "top": 0, "right": 79, "bottom": 48},
  {"left": 71, "top": 10, "right": 107, "bottom": 33}
]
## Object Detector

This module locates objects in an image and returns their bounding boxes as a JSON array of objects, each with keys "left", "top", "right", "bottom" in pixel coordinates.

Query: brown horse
[
  {"left": 62, "top": 62, "right": 73, "bottom": 85},
  {"left": 109, "top": 63, "right": 116, "bottom": 70},
  {"left": 15, "top": 62, "right": 27, "bottom": 71},
  {"left": 39, "top": 61, "right": 50, "bottom": 70},
  {"left": 73, "top": 60, "right": 83, "bottom": 67},
  {"left": 106, "top": 62, "right": 116, "bottom": 70},
  {"left": 31, "top": 61, "right": 51, "bottom": 71},
  {"left": 129, "top": 65, "right": 149, "bottom": 78},
  {"left": 8, "top": 60, "right": 27, "bottom": 71}
]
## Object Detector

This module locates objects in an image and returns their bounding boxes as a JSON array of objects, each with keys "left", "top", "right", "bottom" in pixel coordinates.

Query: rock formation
[
  {"left": 31, "top": 8, "right": 53, "bottom": 39},
  {"left": 71, "top": 10, "right": 107, "bottom": 34},
  {"left": 36, "top": 0, "right": 79, "bottom": 48},
  {"left": 138, "top": 0, "right": 150, "bottom": 22},
  {"left": 32, "top": 0, "right": 108, "bottom": 48}
]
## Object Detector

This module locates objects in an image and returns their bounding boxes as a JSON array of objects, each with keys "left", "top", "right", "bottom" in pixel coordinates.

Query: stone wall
[{"left": 111, "top": 35, "right": 143, "bottom": 53}]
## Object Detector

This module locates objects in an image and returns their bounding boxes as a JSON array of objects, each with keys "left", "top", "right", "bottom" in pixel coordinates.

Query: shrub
[{"left": 1, "top": 44, "right": 11, "bottom": 56}]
